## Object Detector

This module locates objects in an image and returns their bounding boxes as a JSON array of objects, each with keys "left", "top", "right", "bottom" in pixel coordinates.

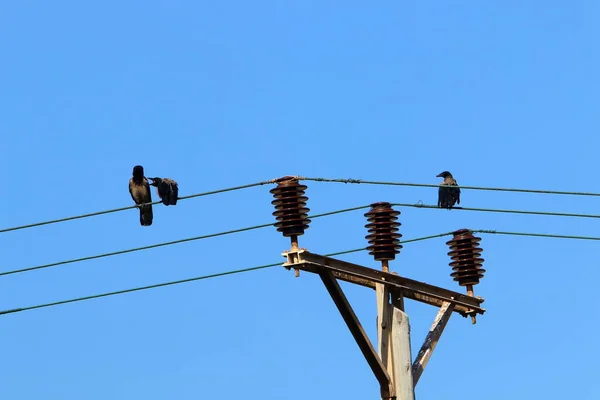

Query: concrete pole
[
  {"left": 377, "top": 285, "right": 415, "bottom": 400},
  {"left": 390, "top": 308, "right": 415, "bottom": 400}
]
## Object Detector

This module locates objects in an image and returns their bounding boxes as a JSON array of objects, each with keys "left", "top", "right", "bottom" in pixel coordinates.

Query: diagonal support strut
[
  {"left": 318, "top": 269, "right": 394, "bottom": 399},
  {"left": 411, "top": 301, "right": 455, "bottom": 386}
]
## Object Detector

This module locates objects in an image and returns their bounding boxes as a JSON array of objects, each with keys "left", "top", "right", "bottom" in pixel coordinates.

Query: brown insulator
[
  {"left": 446, "top": 229, "right": 486, "bottom": 287},
  {"left": 270, "top": 176, "right": 311, "bottom": 244},
  {"left": 364, "top": 202, "right": 402, "bottom": 269},
  {"left": 446, "top": 229, "right": 485, "bottom": 324}
]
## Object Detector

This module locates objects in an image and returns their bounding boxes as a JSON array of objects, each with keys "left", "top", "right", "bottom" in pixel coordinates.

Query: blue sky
[{"left": 1, "top": 1, "right": 598, "bottom": 399}]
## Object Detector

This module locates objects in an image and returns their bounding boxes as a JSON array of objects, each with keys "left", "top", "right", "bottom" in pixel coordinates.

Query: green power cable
[
  {"left": 3, "top": 199, "right": 597, "bottom": 278},
  {"left": 477, "top": 230, "right": 600, "bottom": 241},
  {"left": 391, "top": 203, "right": 600, "bottom": 219},
  {"left": 0, "top": 248, "right": 366, "bottom": 316},
  {"left": 0, "top": 179, "right": 276, "bottom": 234},
  {"left": 2, "top": 229, "right": 599, "bottom": 316},
  {"left": 4, "top": 175, "right": 600, "bottom": 236},
  {"left": 0, "top": 204, "right": 371, "bottom": 277},
  {"left": 302, "top": 177, "right": 600, "bottom": 197}
]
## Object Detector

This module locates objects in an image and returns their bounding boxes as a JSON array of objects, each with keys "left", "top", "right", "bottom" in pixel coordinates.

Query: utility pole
[{"left": 269, "top": 177, "right": 487, "bottom": 399}]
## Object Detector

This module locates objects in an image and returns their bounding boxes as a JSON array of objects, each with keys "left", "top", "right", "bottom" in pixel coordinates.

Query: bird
[
  {"left": 129, "top": 165, "right": 153, "bottom": 226},
  {"left": 149, "top": 177, "right": 179, "bottom": 206},
  {"left": 436, "top": 171, "right": 461, "bottom": 209}
]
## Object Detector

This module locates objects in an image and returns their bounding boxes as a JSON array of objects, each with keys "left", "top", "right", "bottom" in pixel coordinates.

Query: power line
[
  {"left": 477, "top": 230, "right": 600, "bottom": 241},
  {"left": 0, "top": 248, "right": 365, "bottom": 316},
  {"left": 302, "top": 177, "right": 600, "bottom": 198},
  {"left": 2, "top": 228, "right": 598, "bottom": 316},
  {"left": 394, "top": 229, "right": 600, "bottom": 243},
  {"left": 3, "top": 195, "right": 597, "bottom": 279},
  {"left": 3, "top": 175, "right": 600, "bottom": 236},
  {"left": 0, "top": 204, "right": 372, "bottom": 277},
  {"left": 392, "top": 203, "right": 600, "bottom": 219},
  {"left": 2, "top": 189, "right": 595, "bottom": 279},
  {"left": 0, "top": 179, "right": 278, "bottom": 234},
  {"left": 0, "top": 263, "right": 280, "bottom": 316},
  {"left": 0, "top": 237, "right": 453, "bottom": 316}
]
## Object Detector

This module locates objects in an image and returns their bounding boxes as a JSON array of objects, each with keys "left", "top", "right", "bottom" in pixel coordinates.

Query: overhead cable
[
  {"left": 0, "top": 248, "right": 365, "bottom": 316},
  {"left": 3, "top": 175, "right": 600, "bottom": 235},
  {"left": 477, "top": 230, "right": 600, "bottom": 241},
  {"left": 302, "top": 177, "right": 600, "bottom": 198},
  {"left": 0, "top": 204, "right": 371, "bottom": 277},
  {"left": 392, "top": 203, "right": 600, "bottom": 219},
  {"left": 0, "top": 179, "right": 277, "bottom": 234},
  {"left": 2, "top": 228, "right": 597, "bottom": 316}
]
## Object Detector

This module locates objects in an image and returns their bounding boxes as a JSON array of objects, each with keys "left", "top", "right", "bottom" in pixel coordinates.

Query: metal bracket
[
  {"left": 283, "top": 249, "right": 485, "bottom": 318},
  {"left": 282, "top": 248, "right": 485, "bottom": 398}
]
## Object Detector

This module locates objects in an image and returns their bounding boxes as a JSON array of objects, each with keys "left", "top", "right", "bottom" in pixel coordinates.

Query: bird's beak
[{"left": 436, "top": 173, "right": 443, "bottom": 177}]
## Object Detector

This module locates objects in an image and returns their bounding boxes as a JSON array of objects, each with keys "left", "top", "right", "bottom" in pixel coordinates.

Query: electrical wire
[
  {"left": 2, "top": 228, "right": 599, "bottom": 316},
  {"left": 0, "top": 179, "right": 278, "bottom": 234},
  {"left": 5, "top": 174, "right": 600, "bottom": 236},
  {"left": 391, "top": 203, "right": 600, "bottom": 219},
  {"left": 475, "top": 230, "right": 600, "bottom": 241},
  {"left": 302, "top": 177, "right": 600, "bottom": 198},
  {"left": 0, "top": 248, "right": 365, "bottom": 316},
  {"left": 3, "top": 196, "right": 597, "bottom": 278},
  {"left": 0, "top": 204, "right": 372, "bottom": 277}
]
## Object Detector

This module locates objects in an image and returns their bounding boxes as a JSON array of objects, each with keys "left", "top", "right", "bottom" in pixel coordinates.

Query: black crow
[
  {"left": 149, "top": 177, "right": 179, "bottom": 206},
  {"left": 129, "top": 165, "right": 153, "bottom": 226},
  {"left": 436, "top": 171, "right": 460, "bottom": 209}
]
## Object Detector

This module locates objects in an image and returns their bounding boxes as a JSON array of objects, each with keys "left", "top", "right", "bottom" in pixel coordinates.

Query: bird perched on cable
[
  {"left": 149, "top": 177, "right": 179, "bottom": 206},
  {"left": 129, "top": 165, "right": 153, "bottom": 226},
  {"left": 436, "top": 171, "right": 461, "bottom": 209}
]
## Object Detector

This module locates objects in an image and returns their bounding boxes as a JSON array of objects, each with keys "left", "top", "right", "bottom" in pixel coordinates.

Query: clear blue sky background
[{"left": 1, "top": 2, "right": 598, "bottom": 399}]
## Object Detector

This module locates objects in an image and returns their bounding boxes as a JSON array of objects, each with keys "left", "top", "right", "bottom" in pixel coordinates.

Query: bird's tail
[
  {"left": 139, "top": 204, "right": 153, "bottom": 226},
  {"left": 170, "top": 186, "right": 178, "bottom": 205}
]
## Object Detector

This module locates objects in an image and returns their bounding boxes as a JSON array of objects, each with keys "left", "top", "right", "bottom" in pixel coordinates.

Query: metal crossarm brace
[
  {"left": 283, "top": 249, "right": 485, "bottom": 317},
  {"left": 282, "top": 249, "right": 486, "bottom": 399}
]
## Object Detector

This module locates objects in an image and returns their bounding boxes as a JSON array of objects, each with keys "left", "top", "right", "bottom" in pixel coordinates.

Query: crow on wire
[
  {"left": 129, "top": 165, "right": 153, "bottom": 226},
  {"left": 149, "top": 177, "right": 179, "bottom": 206},
  {"left": 436, "top": 171, "right": 461, "bottom": 209}
]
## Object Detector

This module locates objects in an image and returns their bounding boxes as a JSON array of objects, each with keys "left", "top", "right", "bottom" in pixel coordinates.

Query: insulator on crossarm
[
  {"left": 270, "top": 176, "right": 311, "bottom": 277},
  {"left": 446, "top": 229, "right": 486, "bottom": 324},
  {"left": 364, "top": 202, "right": 402, "bottom": 272}
]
